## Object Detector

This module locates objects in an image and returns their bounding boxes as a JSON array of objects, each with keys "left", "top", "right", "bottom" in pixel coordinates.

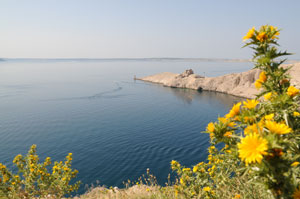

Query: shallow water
[{"left": 0, "top": 59, "right": 251, "bottom": 193}]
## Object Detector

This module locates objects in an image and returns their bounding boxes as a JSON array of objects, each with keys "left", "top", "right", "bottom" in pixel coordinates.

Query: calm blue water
[{"left": 0, "top": 59, "right": 251, "bottom": 194}]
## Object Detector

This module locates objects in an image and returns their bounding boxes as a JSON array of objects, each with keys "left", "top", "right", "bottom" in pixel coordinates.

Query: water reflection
[{"left": 143, "top": 81, "right": 244, "bottom": 107}]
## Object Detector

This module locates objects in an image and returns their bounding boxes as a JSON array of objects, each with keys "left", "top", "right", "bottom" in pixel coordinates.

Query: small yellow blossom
[
  {"left": 265, "top": 120, "right": 292, "bottom": 135},
  {"left": 203, "top": 186, "right": 211, "bottom": 192},
  {"left": 171, "top": 160, "right": 177, "bottom": 166},
  {"left": 243, "top": 27, "right": 255, "bottom": 41},
  {"left": 193, "top": 165, "right": 198, "bottom": 172},
  {"left": 243, "top": 99, "right": 259, "bottom": 109},
  {"left": 256, "top": 32, "right": 267, "bottom": 42},
  {"left": 238, "top": 134, "right": 268, "bottom": 165},
  {"left": 259, "top": 71, "right": 267, "bottom": 82},
  {"left": 234, "top": 194, "right": 241, "bottom": 199},
  {"left": 264, "top": 113, "right": 274, "bottom": 121},
  {"left": 244, "top": 123, "right": 263, "bottom": 135},
  {"left": 224, "top": 131, "right": 233, "bottom": 137},
  {"left": 226, "top": 102, "right": 241, "bottom": 119},
  {"left": 180, "top": 178, "right": 185, "bottom": 185},
  {"left": 219, "top": 117, "right": 236, "bottom": 127},
  {"left": 294, "top": 112, "right": 300, "bottom": 117},
  {"left": 291, "top": 162, "right": 300, "bottom": 167},
  {"left": 211, "top": 165, "right": 216, "bottom": 170},
  {"left": 287, "top": 86, "right": 299, "bottom": 97},
  {"left": 264, "top": 92, "right": 272, "bottom": 100},
  {"left": 175, "top": 190, "right": 178, "bottom": 196},
  {"left": 255, "top": 80, "right": 262, "bottom": 89},
  {"left": 271, "top": 27, "right": 280, "bottom": 39},
  {"left": 207, "top": 122, "right": 215, "bottom": 133},
  {"left": 182, "top": 168, "right": 191, "bottom": 172},
  {"left": 171, "top": 160, "right": 180, "bottom": 168},
  {"left": 254, "top": 71, "right": 267, "bottom": 90}
]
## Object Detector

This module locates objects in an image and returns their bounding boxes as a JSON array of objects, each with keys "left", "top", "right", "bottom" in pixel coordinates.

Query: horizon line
[{"left": 1, "top": 57, "right": 299, "bottom": 63}]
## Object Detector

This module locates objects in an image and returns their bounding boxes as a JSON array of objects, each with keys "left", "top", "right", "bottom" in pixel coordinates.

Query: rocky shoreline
[{"left": 138, "top": 62, "right": 300, "bottom": 99}]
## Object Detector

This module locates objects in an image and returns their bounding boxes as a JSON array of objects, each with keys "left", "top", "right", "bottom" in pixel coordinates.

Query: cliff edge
[{"left": 139, "top": 62, "right": 300, "bottom": 99}]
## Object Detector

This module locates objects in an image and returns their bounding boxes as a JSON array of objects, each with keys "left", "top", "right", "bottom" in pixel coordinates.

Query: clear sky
[{"left": 1, "top": 0, "right": 300, "bottom": 59}]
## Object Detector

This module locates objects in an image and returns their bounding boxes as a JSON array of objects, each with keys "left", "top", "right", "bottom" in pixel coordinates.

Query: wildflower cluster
[
  {"left": 172, "top": 25, "right": 300, "bottom": 198},
  {"left": 0, "top": 145, "right": 80, "bottom": 198}
]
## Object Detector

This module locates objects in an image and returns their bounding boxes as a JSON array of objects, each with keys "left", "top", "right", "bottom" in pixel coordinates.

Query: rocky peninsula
[{"left": 139, "top": 62, "right": 300, "bottom": 99}]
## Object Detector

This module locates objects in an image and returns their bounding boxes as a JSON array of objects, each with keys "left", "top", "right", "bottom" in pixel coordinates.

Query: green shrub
[
  {"left": 0, "top": 145, "right": 80, "bottom": 198},
  {"left": 172, "top": 25, "right": 300, "bottom": 199}
]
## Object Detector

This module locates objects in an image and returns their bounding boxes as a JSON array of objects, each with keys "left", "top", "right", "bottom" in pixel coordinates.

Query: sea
[{"left": 0, "top": 59, "right": 252, "bottom": 194}]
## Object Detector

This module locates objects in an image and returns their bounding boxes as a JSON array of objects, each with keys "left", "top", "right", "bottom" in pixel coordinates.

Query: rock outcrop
[{"left": 139, "top": 62, "right": 300, "bottom": 99}]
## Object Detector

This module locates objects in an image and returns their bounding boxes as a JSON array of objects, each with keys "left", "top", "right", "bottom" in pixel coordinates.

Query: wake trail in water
[
  {"left": 44, "top": 82, "right": 125, "bottom": 101},
  {"left": 87, "top": 82, "right": 122, "bottom": 99}
]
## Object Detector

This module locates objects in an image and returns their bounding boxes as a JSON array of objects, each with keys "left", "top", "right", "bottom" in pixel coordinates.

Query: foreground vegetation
[{"left": 1, "top": 25, "right": 300, "bottom": 198}]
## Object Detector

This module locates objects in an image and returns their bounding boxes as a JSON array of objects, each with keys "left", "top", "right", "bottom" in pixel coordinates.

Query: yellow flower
[
  {"left": 234, "top": 194, "right": 241, "bottom": 199},
  {"left": 259, "top": 71, "right": 267, "bottom": 82},
  {"left": 256, "top": 32, "right": 267, "bottom": 42},
  {"left": 244, "top": 116, "right": 254, "bottom": 123},
  {"left": 171, "top": 160, "right": 180, "bottom": 168},
  {"left": 265, "top": 120, "right": 292, "bottom": 135},
  {"left": 287, "top": 86, "right": 299, "bottom": 97},
  {"left": 238, "top": 134, "right": 268, "bottom": 165},
  {"left": 182, "top": 168, "right": 191, "bottom": 172},
  {"left": 224, "top": 131, "right": 233, "bottom": 137},
  {"left": 271, "top": 26, "right": 280, "bottom": 39},
  {"left": 193, "top": 165, "right": 198, "bottom": 172},
  {"left": 226, "top": 102, "right": 241, "bottom": 119},
  {"left": 255, "top": 80, "right": 262, "bottom": 89},
  {"left": 243, "top": 99, "right": 259, "bottom": 109},
  {"left": 203, "top": 186, "right": 211, "bottom": 192},
  {"left": 175, "top": 190, "right": 178, "bottom": 196},
  {"left": 180, "top": 178, "right": 185, "bottom": 185},
  {"left": 291, "top": 162, "right": 300, "bottom": 167},
  {"left": 171, "top": 160, "right": 177, "bottom": 166},
  {"left": 3, "top": 175, "right": 10, "bottom": 183},
  {"left": 269, "top": 25, "right": 278, "bottom": 31},
  {"left": 218, "top": 117, "right": 236, "bottom": 127},
  {"left": 243, "top": 27, "right": 255, "bottom": 41},
  {"left": 294, "top": 112, "right": 300, "bottom": 117},
  {"left": 207, "top": 122, "right": 215, "bottom": 133},
  {"left": 264, "top": 92, "right": 272, "bottom": 100},
  {"left": 264, "top": 113, "right": 274, "bottom": 121},
  {"left": 244, "top": 123, "right": 263, "bottom": 135},
  {"left": 254, "top": 72, "right": 267, "bottom": 90},
  {"left": 293, "top": 187, "right": 300, "bottom": 199}
]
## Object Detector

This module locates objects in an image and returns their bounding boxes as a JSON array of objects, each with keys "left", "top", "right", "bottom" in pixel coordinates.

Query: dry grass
[{"left": 73, "top": 185, "right": 174, "bottom": 199}]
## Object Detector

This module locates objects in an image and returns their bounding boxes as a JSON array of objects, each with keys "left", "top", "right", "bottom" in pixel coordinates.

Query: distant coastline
[
  {"left": 0, "top": 57, "right": 252, "bottom": 63},
  {"left": 139, "top": 62, "right": 300, "bottom": 99},
  {"left": 1, "top": 58, "right": 299, "bottom": 64}
]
